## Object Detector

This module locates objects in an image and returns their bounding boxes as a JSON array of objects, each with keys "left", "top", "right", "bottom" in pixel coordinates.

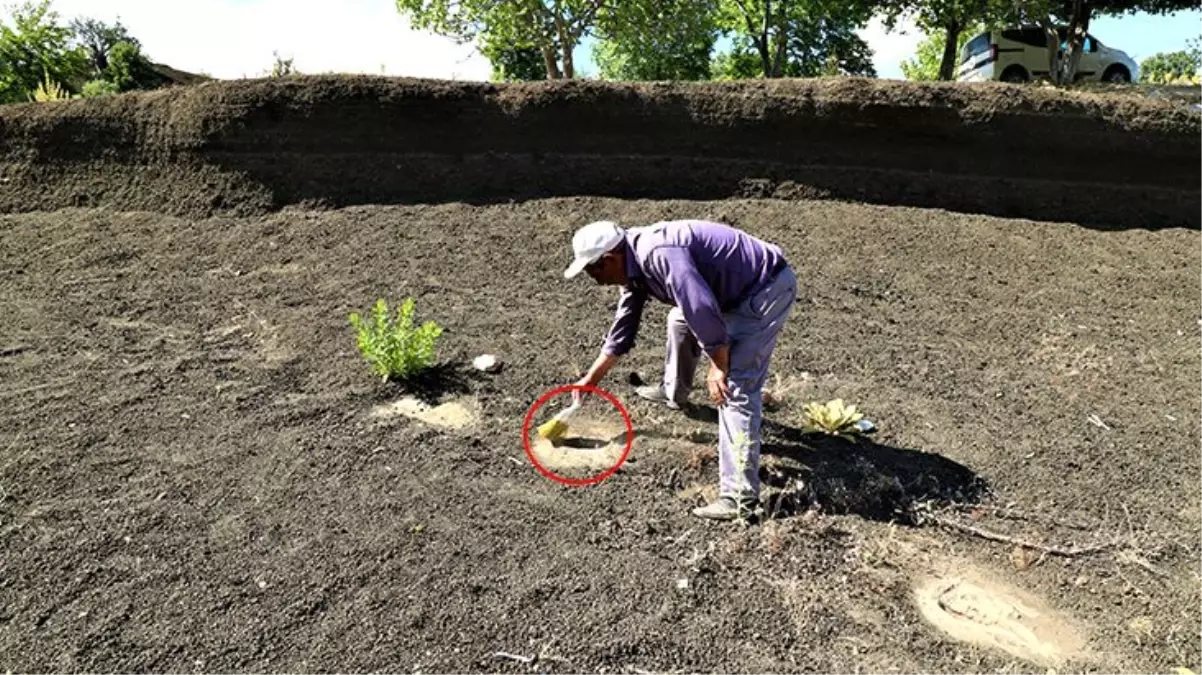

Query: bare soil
[{"left": 1, "top": 197, "right": 1198, "bottom": 673}]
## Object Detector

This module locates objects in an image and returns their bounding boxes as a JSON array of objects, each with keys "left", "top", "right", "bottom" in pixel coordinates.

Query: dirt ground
[{"left": 1, "top": 197, "right": 1198, "bottom": 673}]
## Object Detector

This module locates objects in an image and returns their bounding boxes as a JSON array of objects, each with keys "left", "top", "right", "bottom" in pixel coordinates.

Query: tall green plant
[{"left": 349, "top": 298, "right": 443, "bottom": 382}]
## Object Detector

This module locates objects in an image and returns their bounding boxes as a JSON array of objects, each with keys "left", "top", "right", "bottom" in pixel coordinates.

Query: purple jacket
[{"left": 601, "top": 220, "right": 787, "bottom": 357}]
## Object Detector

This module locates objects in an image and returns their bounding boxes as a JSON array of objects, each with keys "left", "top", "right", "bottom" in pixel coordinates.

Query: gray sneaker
[
  {"left": 635, "top": 384, "right": 685, "bottom": 410},
  {"left": 691, "top": 496, "right": 757, "bottom": 522}
]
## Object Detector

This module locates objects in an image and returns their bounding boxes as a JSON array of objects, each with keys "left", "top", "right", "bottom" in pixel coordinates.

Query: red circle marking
[{"left": 522, "top": 384, "right": 634, "bottom": 487}]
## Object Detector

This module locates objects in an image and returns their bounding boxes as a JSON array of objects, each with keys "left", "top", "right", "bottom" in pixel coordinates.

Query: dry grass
[
  {"left": 763, "top": 372, "right": 813, "bottom": 410},
  {"left": 683, "top": 445, "right": 716, "bottom": 472}
]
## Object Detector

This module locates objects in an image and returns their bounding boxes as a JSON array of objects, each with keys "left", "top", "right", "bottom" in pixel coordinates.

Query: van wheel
[
  {"left": 1000, "top": 67, "right": 1028, "bottom": 83},
  {"left": 1102, "top": 66, "right": 1130, "bottom": 83}
]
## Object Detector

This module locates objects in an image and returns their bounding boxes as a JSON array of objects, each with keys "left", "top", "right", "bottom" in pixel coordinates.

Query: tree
[
  {"left": 395, "top": 0, "right": 608, "bottom": 79},
  {"left": 881, "top": 0, "right": 997, "bottom": 80},
  {"left": 899, "top": 22, "right": 983, "bottom": 80},
  {"left": 105, "top": 40, "right": 162, "bottom": 91},
  {"left": 0, "top": 0, "right": 89, "bottom": 103},
  {"left": 1139, "top": 37, "right": 1200, "bottom": 83},
  {"left": 592, "top": 0, "right": 718, "bottom": 80},
  {"left": 267, "top": 50, "right": 297, "bottom": 77},
  {"left": 714, "top": 0, "right": 876, "bottom": 79},
  {"left": 483, "top": 43, "right": 548, "bottom": 80},
  {"left": 70, "top": 17, "right": 137, "bottom": 75}
]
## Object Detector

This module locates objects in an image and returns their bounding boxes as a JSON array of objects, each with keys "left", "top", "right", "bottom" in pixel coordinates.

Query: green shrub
[
  {"left": 81, "top": 79, "right": 119, "bottom": 97},
  {"left": 349, "top": 298, "right": 443, "bottom": 381}
]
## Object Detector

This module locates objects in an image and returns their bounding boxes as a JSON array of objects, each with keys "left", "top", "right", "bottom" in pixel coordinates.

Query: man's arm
[
  {"left": 600, "top": 285, "right": 647, "bottom": 358},
  {"left": 575, "top": 285, "right": 647, "bottom": 400}
]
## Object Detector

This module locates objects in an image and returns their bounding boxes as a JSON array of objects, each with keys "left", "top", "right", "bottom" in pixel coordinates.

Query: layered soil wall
[{"left": 0, "top": 76, "right": 1197, "bottom": 229}]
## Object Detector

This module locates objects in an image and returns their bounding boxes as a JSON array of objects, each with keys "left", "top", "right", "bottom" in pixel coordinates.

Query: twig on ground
[
  {"left": 1121, "top": 502, "right": 1137, "bottom": 538},
  {"left": 951, "top": 502, "right": 1094, "bottom": 531},
  {"left": 929, "top": 514, "right": 1112, "bottom": 557},
  {"left": 535, "top": 640, "right": 570, "bottom": 665},
  {"left": 1113, "top": 561, "right": 1145, "bottom": 596},
  {"left": 671, "top": 528, "right": 694, "bottom": 546},
  {"left": 684, "top": 541, "right": 716, "bottom": 567},
  {"left": 490, "top": 640, "right": 570, "bottom": 667},
  {"left": 492, "top": 651, "right": 535, "bottom": 664},
  {"left": 1117, "top": 549, "right": 1169, "bottom": 579}
]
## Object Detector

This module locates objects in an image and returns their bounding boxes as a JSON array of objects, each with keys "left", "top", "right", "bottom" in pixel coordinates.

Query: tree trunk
[
  {"left": 541, "top": 46, "right": 562, "bottom": 79},
  {"left": 562, "top": 42, "right": 575, "bottom": 78},
  {"left": 554, "top": 12, "right": 574, "bottom": 78},
  {"left": 1061, "top": 0, "right": 1090, "bottom": 84},
  {"left": 1041, "top": 0, "right": 1090, "bottom": 85},
  {"left": 1041, "top": 19, "right": 1063, "bottom": 84},
  {"left": 938, "top": 20, "right": 961, "bottom": 81},
  {"left": 770, "top": 0, "right": 788, "bottom": 77},
  {"left": 770, "top": 34, "right": 787, "bottom": 77},
  {"left": 756, "top": 35, "right": 772, "bottom": 78}
]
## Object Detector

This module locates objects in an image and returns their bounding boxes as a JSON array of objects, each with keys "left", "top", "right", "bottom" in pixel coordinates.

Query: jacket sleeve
[
  {"left": 646, "top": 246, "right": 729, "bottom": 354},
  {"left": 601, "top": 285, "right": 647, "bottom": 356}
]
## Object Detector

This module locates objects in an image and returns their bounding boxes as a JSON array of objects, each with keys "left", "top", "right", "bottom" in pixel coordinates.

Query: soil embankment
[{"left": 0, "top": 76, "right": 1197, "bottom": 229}]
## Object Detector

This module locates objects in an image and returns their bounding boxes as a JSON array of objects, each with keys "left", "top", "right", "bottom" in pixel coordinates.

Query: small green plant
[
  {"left": 802, "top": 398, "right": 864, "bottom": 439},
  {"left": 348, "top": 297, "right": 443, "bottom": 382}
]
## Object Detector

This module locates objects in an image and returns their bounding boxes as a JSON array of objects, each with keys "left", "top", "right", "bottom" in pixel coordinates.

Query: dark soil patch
[{"left": 0, "top": 197, "right": 1198, "bottom": 673}]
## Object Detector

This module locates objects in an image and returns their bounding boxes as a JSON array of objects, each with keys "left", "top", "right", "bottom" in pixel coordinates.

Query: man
[{"left": 563, "top": 219, "right": 797, "bottom": 521}]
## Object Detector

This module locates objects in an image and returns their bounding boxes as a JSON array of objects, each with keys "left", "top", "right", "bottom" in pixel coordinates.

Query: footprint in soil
[{"left": 914, "top": 570, "right": 1086, "bottom": 668}]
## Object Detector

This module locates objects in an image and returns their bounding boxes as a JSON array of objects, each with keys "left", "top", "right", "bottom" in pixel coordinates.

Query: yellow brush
[{"left": 537, "top": 401, "right": 581, "bottom": 442}]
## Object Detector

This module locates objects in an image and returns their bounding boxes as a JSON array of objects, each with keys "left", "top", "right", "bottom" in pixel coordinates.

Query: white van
[{"left": 956, "top": 26, "right": 1140, "bottom": 84}]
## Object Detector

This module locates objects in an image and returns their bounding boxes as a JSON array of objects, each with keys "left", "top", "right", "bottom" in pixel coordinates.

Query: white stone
[{"left": 473, "top": 354, "right": 502, "bottom": 373}]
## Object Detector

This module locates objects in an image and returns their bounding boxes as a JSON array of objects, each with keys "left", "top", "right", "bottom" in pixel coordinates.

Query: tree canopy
[
  {"left": 0, "top": 1, "right": 176, "bottom": 102},
  {"left": 396, "top": 0, "right": 608, "bottom": 79},
  {"left": 592, "top": 0, "right": 718, "bottom": 81},
  {"left": 0, "top": 0, "right": 87, "bottom": 102},
  {"left": 713, "top": 0, "right": 876, "bottom": 78}
]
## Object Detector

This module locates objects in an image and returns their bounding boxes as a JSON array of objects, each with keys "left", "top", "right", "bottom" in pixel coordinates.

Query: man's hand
[
  {"left": 573, "top": 352, "right": 619, "bottom": 405},
  {"left": 706, "top": 345, "right": 731, "bottom": 406}
]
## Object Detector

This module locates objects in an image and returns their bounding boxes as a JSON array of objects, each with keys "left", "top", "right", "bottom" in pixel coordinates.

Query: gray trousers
[{"left": 662, "top": 265, "right": 797, "bottom": 501}]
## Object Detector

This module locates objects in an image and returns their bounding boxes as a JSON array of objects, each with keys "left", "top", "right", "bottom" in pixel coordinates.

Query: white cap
[{"left": 564, "top": 220, "right": 625, "bottom": 279}]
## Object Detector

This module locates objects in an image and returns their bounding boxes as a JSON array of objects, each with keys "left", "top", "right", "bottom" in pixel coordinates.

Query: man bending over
[{"left": 563, "top": 219, "right": 797, "bottom": 521}]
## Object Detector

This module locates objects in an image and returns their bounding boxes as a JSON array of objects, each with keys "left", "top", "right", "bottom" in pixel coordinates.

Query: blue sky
[{"left": 26, "top": 0, "right": 1202, "bottom": 81}]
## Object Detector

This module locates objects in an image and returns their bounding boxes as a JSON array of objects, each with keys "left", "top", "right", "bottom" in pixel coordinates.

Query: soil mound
[{"left": 0, "top": 76, "right": 1196, "bottom": 228}]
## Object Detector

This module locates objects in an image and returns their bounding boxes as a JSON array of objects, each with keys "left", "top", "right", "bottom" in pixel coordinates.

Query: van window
[
  {"left": 961, "top": 33, "right": 992, "bottom": 64},
  {"left": 1002, "top": 28, "right": 1047, "bottom": 48}
]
